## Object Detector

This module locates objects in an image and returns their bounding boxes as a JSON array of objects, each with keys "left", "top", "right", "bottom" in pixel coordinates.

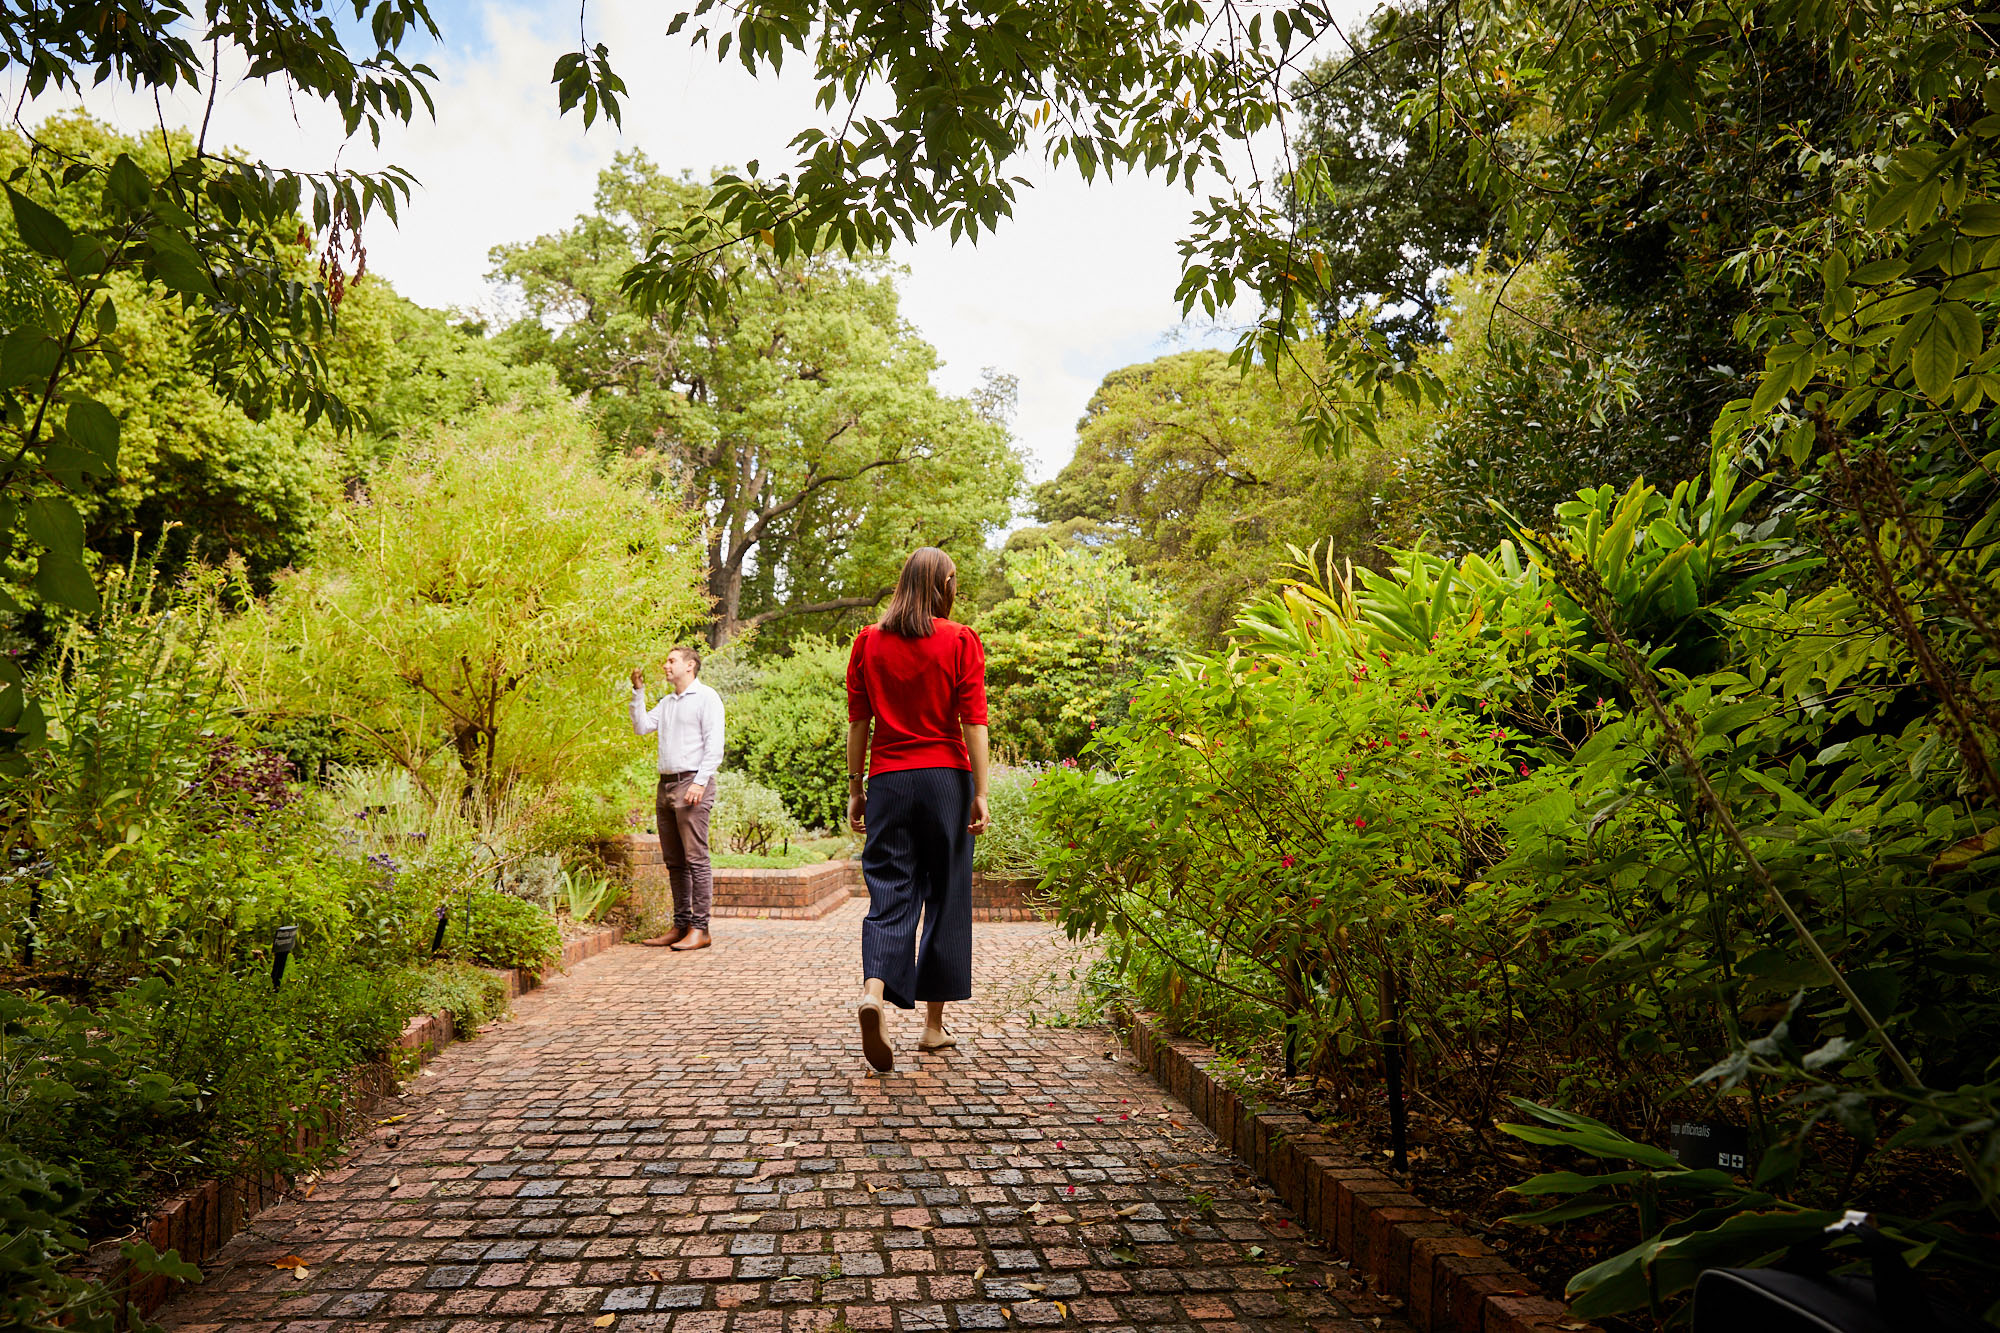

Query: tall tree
[
  {"left": 490, "top": 154, "right": 1023, "bottom": 645},
  {"left": 1028, "top": 349, "right": 1391, "bottom": 642},
  {"left": 226, "top": 406, "right": 709, "bottom": 802},
  {"left": 1288, "top": 1, "right": 1503, "bottom": 348}
]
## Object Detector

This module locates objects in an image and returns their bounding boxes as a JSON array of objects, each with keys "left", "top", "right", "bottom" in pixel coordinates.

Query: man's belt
[{"left": 659, "top": 769, "right": 698, "bottom": 782}]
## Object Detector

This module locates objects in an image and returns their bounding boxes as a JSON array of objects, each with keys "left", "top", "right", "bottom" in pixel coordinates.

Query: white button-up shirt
[{"left": 630, "top": 678, "right": 725, "bottom": 785}]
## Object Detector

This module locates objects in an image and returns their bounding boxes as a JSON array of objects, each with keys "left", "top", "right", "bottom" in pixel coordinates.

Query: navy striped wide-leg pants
[{"left": 860, "top": 767, "right": 973, "bottom": 1009}]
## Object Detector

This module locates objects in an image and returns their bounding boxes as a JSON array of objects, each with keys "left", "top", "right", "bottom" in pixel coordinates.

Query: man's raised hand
[{"left": 630, "top": 667, "right": 644, "bottom": 689}]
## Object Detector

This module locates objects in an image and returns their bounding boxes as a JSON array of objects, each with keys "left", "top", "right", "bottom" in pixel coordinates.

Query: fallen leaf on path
[
  {"left": 376, "top": 1114, "right": 407, "bottom": 1125},
  {"left": 1024, "top": 1202, "right": 1043, "bottom": 1212},
  {"left": 388, "top": 1176, "right": 401, "bottom": 1189},
  {"left": 1115, "top": 1204, "right": 1145, "bottom": 1217},
  {"left": 722, "top": 1213, "right": 764, "bottom": 1224},
  {"left": 776, "top": 1139, "right": 801, "bottom": 1148},
  {"left": 973, "top": 1266, "right": 986, "bottom": 1280},
  {"left": 269, "top": 1256, "right": 307, "bottom": 1269},
  {"left": 899, "top": 1222, "right": 932, "bottom": 1231},
  {"left": 1056, "top": 1302, "right": 1068, "bottom": 1317},
  {"left": 293, "top": 1266, "right": 309, "bottom": 1280},
  {"left": 1022, "top": 1282, "right": 1046, "bottom": 1293},
  {"left": 1043, "top": 1213, "right": 1075, "bottom": 1224},
  {"left": 594, "top": 1317, "right": 617, "bottom": 1328}
]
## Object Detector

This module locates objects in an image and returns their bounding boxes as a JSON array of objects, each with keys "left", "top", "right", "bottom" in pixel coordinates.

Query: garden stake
[
  {"left": 271, "top": 924, "right": 299, "bottom": 990},
  {"left": 431, "top": 902, "right": 449, "bottom": 957},
  {"left": 1379, "top": 967, "right": 1408, "bottom": 1172},
  {"left": 20, "top": 877, "right": 40, "bottom": 967}
]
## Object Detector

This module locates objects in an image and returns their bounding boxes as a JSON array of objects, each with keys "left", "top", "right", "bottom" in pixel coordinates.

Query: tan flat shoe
[
  {"left": 642, "top": 925, "right": 690, "bottom": 947},
  {"left": 858, "top": 996, "right": 893, "bottom": 1072},
  {"left": 918, "top": 1029, "right": 957, "bottom": 1052},
  {"left": 669, "top": 928, "right": 712, "bottom": 951}
]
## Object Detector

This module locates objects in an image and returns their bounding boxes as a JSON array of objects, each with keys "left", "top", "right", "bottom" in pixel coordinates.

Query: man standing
[{"left": 629, "top": 645, "right": 725, "bottom": 951}]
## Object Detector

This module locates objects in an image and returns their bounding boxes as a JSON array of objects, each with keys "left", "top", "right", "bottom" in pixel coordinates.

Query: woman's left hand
[{"left": 967, "top": 794, "right": 990, "bottom": 837}]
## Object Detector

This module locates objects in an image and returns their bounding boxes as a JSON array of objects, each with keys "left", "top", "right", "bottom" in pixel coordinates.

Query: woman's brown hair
[{"left": 878, "top": 547, "right": 957, "bottom": 638}]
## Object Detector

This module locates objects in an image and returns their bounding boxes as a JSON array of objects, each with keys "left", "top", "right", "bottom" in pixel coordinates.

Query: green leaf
[
  {"left": 63, "top": 396, "right": 119, "bottom": 468},
  {"left": 1509, "top": 1169, "right": 1656, "bottom": 1197},
  {"left": 0, "top": 327, "right": 62, "bottom": 388},
  {"left": 1502, "top": 1100, "right": 1684, "bottom": 1169},
  {"left": 1506, "top": 1195, "right": 1627, "bottom": 1226},
  {"left": 107, "top": 154, "right": 151, "bottom": 210},
  {"left": 23, "top": 495, "right": 84, "bottom": 554},
  {"left": 32, "top": 550, "right": 99, "bottom": 614},
  {"left": 1848, "top": 259, "right": 1908, "bottom": 284},
  {"left": 1910, "top": 313, "right": 1961, "bottom": 399},
  {"left": 7, "top": 185, "right": 75, "bottom": 259}
]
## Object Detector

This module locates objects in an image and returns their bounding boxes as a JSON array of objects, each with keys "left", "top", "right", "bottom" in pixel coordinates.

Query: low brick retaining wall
[
  {"left": 972, "top": 872, "right": 1049, "bottom": 921},
  {"left": 1119, "top": 1009, "right": 1601, "bottom": 1333},
  {"left": 88, "top": 923, "right": 625, "bottom": 1322},
  {"left": 600, "top": 834, "right": 1049, "bottom": 920}
]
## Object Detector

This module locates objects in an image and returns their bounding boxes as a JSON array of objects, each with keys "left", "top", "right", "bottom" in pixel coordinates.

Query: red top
[{"left": 846, "top": 620, "right": 989, "bottom": 775}]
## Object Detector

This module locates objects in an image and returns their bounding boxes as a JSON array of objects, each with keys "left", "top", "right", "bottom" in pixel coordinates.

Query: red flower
[
  {"left": 1280, "top": 855, "right": 1296, "bottom": 868},
  {"left": 1354, "top": 817, "right": 1368, "bottom": 829},
  {"left": 1518, "top": 764, "right": 1530, "bottom": 776},
  {"left": 1397, "top": 732, "right": 1408, "bottom": 741}
]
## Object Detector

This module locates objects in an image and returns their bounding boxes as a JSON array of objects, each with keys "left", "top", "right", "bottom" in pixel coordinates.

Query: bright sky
[{"left": 25, "top": 0, "right": 1373, "bottom": 483}]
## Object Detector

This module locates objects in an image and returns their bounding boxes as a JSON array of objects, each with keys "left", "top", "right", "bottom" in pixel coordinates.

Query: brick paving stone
[{"left": 157, "top": 903, "right": 1410, "bottom": 1330}]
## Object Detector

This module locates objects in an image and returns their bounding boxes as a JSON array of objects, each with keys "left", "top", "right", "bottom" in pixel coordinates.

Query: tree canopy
[
  {"left": 1028, "top": 348, "right": 1391, "bottom": 641},
  {"left": 490, "top": 154, "right": 1023, "bottom": 645},
  {"left": 225, "top": 407, "right": 709, "bottom": 803}
]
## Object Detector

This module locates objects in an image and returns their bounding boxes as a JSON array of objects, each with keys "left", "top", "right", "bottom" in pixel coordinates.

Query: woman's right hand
[{"left": 848, "top": 791, "right": 867, "bottom": 834}]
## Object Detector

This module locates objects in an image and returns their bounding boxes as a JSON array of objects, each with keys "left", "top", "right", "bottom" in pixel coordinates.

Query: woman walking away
[{"left": 846, "top": 546, "right": 991, "bottom": 1072}]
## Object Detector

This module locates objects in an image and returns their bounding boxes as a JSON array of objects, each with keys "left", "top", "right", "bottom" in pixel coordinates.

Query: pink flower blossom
[
  {"left": 1281, "top": 855, "right": 1296, "bottom": 869},
  {"left": 1354, "top": 817, "right": 1368, "bottom": 829}
]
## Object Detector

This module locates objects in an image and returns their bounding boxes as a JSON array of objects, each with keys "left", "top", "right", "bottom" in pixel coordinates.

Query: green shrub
[
  {"left": 451, "top": 886, "right": 559, "bottom": 971},
  {"left": 1, "top": 959, "right": 415, "bottom": 1237},
  {"left": 972, "top": 766, "right": 1048, "bottom": 877},
  {"left": 977, "top": 544, "right": 1182, "bottom": 764},
  {"left": 727, "top": 636, "right": 849, "bottom": 830},
  {"left": 711, "top": 770, "right": 804, "bottom": 855},
  {"left": 396, "top": 961, "right": 511, "bottom": 1031},
  {"left": 556, "top": 865, "right": 621, "bottom": 923},
  {"left": 0, "top": 1144, "right": 197, "bottom": 1332}
]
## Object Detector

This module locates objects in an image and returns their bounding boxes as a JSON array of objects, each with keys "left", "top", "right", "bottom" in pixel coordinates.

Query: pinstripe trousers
[{"left": 860, "top": 767, "right": 974, "bottom": 1010}]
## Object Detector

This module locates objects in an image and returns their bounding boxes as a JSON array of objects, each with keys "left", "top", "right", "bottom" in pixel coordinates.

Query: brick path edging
[
  {"left": 502, "top": 920, "right": 627, "bottom": 996},
  {"left": 85, "top": 924, "right": 625, "bottom": 1322},
  {"left": 1117, "top": 1008, "right": 1603, "bottom": 1333}
]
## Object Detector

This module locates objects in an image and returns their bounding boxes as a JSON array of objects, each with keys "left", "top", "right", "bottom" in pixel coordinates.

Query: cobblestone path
[{"left": 162, "top": 902, "right": 1410, "bottom": 1332}]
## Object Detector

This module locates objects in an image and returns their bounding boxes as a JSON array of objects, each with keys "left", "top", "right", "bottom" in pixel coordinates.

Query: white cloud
[{"left": 19, "top": 0, "right": 1372, "bottom": 483}]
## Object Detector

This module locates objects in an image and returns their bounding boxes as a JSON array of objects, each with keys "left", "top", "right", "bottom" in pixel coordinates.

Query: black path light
[
  {"left": 431, "top": 900, "right": 449, "bottom": 957},
  {"left": 9, "top": 852, "right": 52, "bottom": 967},
  {"left": 271, "top": 924, "right": 299, "bottom": 990}
]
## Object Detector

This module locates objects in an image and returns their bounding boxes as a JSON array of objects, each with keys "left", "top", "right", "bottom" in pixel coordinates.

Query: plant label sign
[{"left": 1670, "top": 1120, "right": 1749, "bottom": 1172}]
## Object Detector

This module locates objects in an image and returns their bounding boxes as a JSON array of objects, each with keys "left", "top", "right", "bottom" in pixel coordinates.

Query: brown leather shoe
[
  {"left": 642, "top": 925, "right": 690, "bottom": 948},
  {"left": 669, "top": 928, "right": 712, "bottom": 951}
]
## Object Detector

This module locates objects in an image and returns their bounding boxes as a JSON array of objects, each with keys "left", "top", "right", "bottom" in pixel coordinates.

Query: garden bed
[
  {"left": 71, "top": 923, "right": 624, "bottom": 1321},
  {"left": 1118, "top": 1008, "right": 1602, "bottom": 1333}
]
